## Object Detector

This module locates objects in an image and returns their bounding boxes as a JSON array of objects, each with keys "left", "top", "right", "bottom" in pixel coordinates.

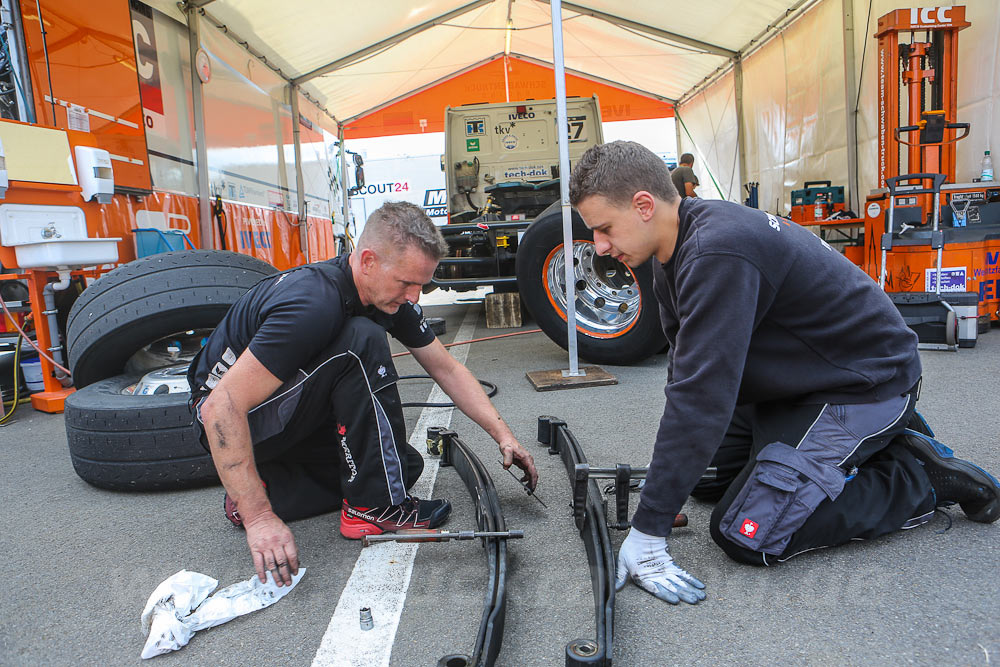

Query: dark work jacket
[{"left": 631, "top": 198, "right": 920, "bottom": 537}]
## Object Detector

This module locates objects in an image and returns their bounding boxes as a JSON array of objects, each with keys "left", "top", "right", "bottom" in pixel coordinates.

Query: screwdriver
[{"left": 499, "top": 459, "right": 548, "bottom": 508}]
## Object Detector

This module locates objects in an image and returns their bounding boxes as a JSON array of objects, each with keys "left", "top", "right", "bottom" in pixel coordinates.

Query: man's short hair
[
  {"left": 569, "top": 140, "right": 679, "bottom": 207},
  {"left": 357, "top": 201, "right": 449, "bottom": 260},
  {"left": 679, "top": 153, "right": 695, "bottom": 165}
]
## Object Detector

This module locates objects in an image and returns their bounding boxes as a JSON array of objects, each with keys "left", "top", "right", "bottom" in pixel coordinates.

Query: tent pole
[
  {"left": 550, "top": 0, "right": 582, "bottom": 377},
  {"left": 674, "top": 110, "right": 683, "bottom": 164},
  {"left": 841, "top": 0, "right": 860, "bottom": 214},
  {"left": 186, "top": 5, "right": 213, "bottom": 250},
  {"left": 504, "top": 54, "right": 510, "bottom": 102},
  {"left": 734, "top": 58, "right": 748, "bottom": 200},
  {"left": 291, "top": 85, "right": 309, "bottom": 261},
  {"left": 339, "top": 124, "right": 351, "bottom": 253}
]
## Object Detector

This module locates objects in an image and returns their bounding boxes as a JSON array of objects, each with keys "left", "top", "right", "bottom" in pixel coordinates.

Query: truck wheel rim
[{"left": 543, "top": 241, "right": 641, "bottom": 338}]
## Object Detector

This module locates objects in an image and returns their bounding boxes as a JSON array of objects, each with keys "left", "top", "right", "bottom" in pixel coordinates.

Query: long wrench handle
[{"left": 362, "top": 529, "right": 525, "bottom": 546}]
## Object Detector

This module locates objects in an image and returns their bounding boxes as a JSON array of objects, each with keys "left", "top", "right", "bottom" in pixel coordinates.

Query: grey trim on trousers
[{"left": 705, "top": 389, "right": 934, "bottom": 566}]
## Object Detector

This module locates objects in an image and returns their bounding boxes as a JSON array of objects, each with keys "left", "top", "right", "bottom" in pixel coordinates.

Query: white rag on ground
[{"left": 140, "top": 568, "right": 305, "bottom": 659}]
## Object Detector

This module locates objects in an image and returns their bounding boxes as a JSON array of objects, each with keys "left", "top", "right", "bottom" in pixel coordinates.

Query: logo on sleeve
[
  {"left": 377, "top": 365, "right": 387, "bottom": 378},
  {"left": 766, "top": 213, "right": 789, "bottom": 232},
  {"left": 740, "top": 518, "right": 759, "bottom": 538}
]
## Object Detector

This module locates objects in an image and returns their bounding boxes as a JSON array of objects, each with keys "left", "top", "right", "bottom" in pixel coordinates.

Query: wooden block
[
  {"left": 425, "top": 316, "right": 446, "bottom": 336},
  {"left": 526, "top": 366, "right": 618, "bottom": 392},
  {"left": 485, "top": 291, "right": 522, "bottom": 328}
]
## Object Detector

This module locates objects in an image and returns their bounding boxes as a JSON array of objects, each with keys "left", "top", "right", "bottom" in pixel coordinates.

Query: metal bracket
[
  {"left": 572, "top": 463, "right": 646, "bottom": 531},
  {"left": 538, "top": 416, "right": 615, "bottom": 667}
]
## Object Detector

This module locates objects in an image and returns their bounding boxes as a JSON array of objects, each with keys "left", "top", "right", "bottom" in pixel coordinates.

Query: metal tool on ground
[
  {"left": 362, "top": 529, "right": 525, "bottom": 547},
  {"left": 574, "top": 464, "right": 688, "bottom": 531},
  {"left": 498, "top": 458, "right": 548, "bottom": 508},
  {"left": 359, "top": 607, "right": 374, "bottom": 631}
]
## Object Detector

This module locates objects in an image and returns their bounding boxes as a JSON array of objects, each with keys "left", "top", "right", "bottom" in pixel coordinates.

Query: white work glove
[{"left": 616, "top": 527, "right": 706, "bottom": 605}]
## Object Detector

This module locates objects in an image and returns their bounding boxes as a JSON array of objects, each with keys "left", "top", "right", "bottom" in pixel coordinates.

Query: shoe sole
[
  {"left": 339, "top": 515, "right": 386, "bottom": 539},
  {"left": 902, "top": 430, "right": 1000, "bottom": 523}
]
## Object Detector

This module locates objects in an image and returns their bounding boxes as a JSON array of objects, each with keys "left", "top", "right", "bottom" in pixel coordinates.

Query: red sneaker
[{"left": 339, "top": 496, "right": 452, "bottom": 539}]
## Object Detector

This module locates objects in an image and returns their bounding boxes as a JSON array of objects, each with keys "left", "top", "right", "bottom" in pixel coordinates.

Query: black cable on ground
[{"left": 398, "top": 374, "right": 497, "bottom": 408}]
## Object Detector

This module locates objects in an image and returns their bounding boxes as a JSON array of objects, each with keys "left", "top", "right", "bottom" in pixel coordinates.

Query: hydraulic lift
[
  {"left": 858, "top": 5, "right": 998, "bottom": 347},
  {"left": 788, "top": 6, "right": 997, "bottom": 347}
]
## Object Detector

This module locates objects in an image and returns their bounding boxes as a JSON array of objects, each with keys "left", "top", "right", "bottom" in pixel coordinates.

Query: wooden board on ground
[
  {"left": 485, "top": 292, "right": 522, "bottom": 328},
  {"left": 526, "top": 365, "right": 617, "bottom": 391}
]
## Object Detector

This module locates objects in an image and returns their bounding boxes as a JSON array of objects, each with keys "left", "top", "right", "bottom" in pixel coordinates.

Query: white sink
[
  {"left": 0, "top": 203, "right": 121, "bottom": 269},
  {"left": 12, "top": 238, "right": 120, "bottom": 269}
]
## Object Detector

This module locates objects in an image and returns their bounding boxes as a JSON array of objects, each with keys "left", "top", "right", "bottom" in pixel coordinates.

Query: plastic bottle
[{"left": 982, "top": 150, "right": 995, "bottom": 181}]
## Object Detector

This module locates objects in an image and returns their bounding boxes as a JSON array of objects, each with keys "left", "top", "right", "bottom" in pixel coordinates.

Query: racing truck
[{"left": 432, "top": 96, "right": 665, "bottom": 365}]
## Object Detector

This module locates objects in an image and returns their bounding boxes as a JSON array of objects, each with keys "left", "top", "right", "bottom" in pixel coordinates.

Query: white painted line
[{"left": 312, "top": 304, "right": 480, "bottom": 667}]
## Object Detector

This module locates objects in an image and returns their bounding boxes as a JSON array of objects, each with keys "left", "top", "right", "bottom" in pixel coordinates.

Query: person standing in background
[{"left": 671, "top": 153, "right": 699, "bottom": 198}]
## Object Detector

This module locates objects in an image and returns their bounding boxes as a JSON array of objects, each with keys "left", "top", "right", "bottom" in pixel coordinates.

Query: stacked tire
[{"left": 64, "top": 250, "right": 276, "bottom": 491}]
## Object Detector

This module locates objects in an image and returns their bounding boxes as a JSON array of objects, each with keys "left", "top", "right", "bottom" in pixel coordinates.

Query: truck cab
[{"left": 434, "top": 96, "right": 666, "bottom": 365}]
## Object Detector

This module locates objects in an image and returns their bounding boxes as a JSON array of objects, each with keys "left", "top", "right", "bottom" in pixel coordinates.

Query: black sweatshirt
[{"left": 631, "top": 198, "right": 921, "bottom": 537}]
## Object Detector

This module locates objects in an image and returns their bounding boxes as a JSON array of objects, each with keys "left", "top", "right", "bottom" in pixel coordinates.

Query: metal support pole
[
  {"left": 842, "top": 0, "right": 860, "bottom": 214},
  {"left": 674, "top": 109, "right": 684, "bottom": 163},
  {"left": 550, "top": 0, "right": 582, "bottom": 377},
  {"left": 733, "top": 58, "right": 748, "bottom": 200},
  {"left": 339, "top": 124, "right": 351, "bottom": 250},
  {"left": 186, "top": 6, "right": 213, "bottom": 250},
  {"left": 290, "top": 85, "right": 308, "bottom": 260}
]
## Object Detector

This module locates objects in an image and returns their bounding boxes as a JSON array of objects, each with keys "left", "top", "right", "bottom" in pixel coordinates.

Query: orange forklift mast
[
  {"left": 874, "top": 6, "right": 969, "bottom": 187},
  {"left": 857, "top": 5, "right": 999, "bottom": 345}
]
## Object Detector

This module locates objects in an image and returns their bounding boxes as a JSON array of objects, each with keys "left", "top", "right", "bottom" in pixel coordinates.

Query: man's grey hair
[
  {"left": 569, "top": 140, "right": 678, "bottom": 208},
  {"left": 357, "top": 201, "right": 449, "bottom": 260},
  {"left": 679, "top": 152, "right": 695, "bottom": 165}
]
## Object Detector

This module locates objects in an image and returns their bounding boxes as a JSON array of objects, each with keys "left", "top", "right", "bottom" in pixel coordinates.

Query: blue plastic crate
[{"left": 133, "top": 228, "right": 194, "bottom": 258}]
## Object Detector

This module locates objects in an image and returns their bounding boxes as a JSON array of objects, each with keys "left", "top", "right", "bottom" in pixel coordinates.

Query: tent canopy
[
  {"left": 153, "top": 0, "right": 803, "bottom": 128},
  {"left": 344, "top": 55, "right": 675, "bottom": 139}
]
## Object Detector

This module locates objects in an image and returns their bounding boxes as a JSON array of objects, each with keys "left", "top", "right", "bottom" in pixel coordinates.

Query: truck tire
[
  {"left": 67, "top": 250, "right": 276, "bottom": 388},
  {"left": 64, "top": 374, "right": 217, "bottom": 491},
  {"left": 515, "top": 204, "right": 665, "bottom": 365}
]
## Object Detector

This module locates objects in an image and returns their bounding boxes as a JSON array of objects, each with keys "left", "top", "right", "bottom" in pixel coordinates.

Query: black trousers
[
  {"left": 693, "top": 389, "right": 935, "bottom": 566},
  {"left": 195, "top": 317, "right": 424, "bottom": 522}
]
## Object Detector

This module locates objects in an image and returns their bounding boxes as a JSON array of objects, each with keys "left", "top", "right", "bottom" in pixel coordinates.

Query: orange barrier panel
[{"left": 345, "top": 56, "right": 674, "bottom": 139}]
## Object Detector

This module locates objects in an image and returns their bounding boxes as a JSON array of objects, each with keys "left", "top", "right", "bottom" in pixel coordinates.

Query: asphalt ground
[{"left": 1, "top": 299, "right": 998, "bottom": 666}]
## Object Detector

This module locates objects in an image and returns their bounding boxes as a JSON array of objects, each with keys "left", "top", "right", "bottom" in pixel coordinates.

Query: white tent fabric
[
  {"left": 151, "top": 0, "right": 999, "bottom": 217},
  {"left": 150, "top": 0, "right": 800, "bottom": 122},
  {"left": 678, "top": 0, "right": 1000, "bottom": 215},
  {"left": 675, "top": 70, "right": 742, "bottom": 201}
]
